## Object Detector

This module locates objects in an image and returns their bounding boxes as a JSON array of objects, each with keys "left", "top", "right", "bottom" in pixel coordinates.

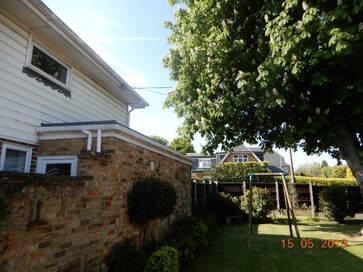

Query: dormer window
[
  {"left": 233, "top": 155, "right": 248, "bottom": 163},
  {"left": 24, "top": 38, "right": 72, "bottom": 98}
]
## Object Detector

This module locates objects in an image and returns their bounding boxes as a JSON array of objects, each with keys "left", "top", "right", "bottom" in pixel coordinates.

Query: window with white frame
[
  {"left": 25, "top": 38, "right": 71, "bottom": 89},
  {"left": 0, "top": 143, "right": 32, "bottom": 173},
  {"left": 198, "top": 158, "right": 211, "bottom": 168},
  {"left": 233, "top": 155, "right": 249, "bottom": 163},
  {"left": 36, "top": 156, "right": 78, "bottom": 177}
]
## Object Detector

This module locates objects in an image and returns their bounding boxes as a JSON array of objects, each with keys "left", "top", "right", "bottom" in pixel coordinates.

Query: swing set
[{"left": 247, "top": 172, "right": 301, "bottom": 248}]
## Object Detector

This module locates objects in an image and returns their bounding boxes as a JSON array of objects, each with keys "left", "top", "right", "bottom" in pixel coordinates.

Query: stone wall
[{"left": 0, "top": 136, "right": 191, "bottom": 272}]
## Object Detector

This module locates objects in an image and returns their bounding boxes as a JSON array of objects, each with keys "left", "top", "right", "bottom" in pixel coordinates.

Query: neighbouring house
[
  {"left": 0, "top": 1, "right": 191, "bottom": 271},
  {"left": 188, "top": 144, "right": 289, "bottom": 179}
]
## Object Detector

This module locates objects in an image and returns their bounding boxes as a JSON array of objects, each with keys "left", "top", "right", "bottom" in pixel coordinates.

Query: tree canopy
[
  {"left": 149, "top": 135, "right": 169, "bottom": 146},
  {"left": 170, "top": 137, "right": 195, "bottom": 154},
  {"left": 163, "top": 0, "right": 363, "bottom": 190}
]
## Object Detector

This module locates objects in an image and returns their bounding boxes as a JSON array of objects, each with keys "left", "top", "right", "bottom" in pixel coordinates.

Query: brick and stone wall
[{"left": 0, "top": 136, "right": 191, "bottom": 272}]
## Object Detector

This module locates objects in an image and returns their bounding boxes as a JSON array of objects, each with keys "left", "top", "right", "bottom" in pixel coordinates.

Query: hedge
[
  {"left": 274, "top": 176, "right": 358, "bottom": 186},
  {"left": 209, "top": 162, "right": 268, "bottom": 182}
]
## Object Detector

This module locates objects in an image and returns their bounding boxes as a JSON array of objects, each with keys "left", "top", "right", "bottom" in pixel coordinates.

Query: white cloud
[{"left": 95, "top": 36, "right": 162, "bottom": 43}]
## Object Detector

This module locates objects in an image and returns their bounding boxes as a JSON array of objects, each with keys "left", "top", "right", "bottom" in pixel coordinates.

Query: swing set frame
[{"left": 247, "top": 172, "right": 301, "bottom": 248}]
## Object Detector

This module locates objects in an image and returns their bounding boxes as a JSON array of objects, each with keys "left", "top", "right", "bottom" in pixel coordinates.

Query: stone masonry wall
[{"left": 0, "top": 136, "right": 191, "bottom": 272}]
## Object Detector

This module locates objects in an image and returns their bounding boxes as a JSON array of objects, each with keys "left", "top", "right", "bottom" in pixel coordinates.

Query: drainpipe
[
  {"left": 127, "top": 105, "right": 135, "bottom": 127},
  {"left": 96, "top": 129, "right": 102, "bottom": 153},
  {"left": 81, "top": 129, "right": 92, "bottom": 151}
]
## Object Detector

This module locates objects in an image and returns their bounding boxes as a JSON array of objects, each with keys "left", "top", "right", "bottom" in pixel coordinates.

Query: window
[
  {"left": 0, "top": 143, "right": 32, "bottom": 173},
  {"left": 25, "top": 38, "right": 71, "bottom": 89},
  {"left": 199, "top": 158, "right": 211, "bottom": 168},
  {"left": 31, "top": 46, "right": 68, "bottom": 84},
  {"left": 36, "top": 156, "right": 78, "bottom": 176},
  {"left": 233, "top": 155, "right": 248, "bottom": 163}
]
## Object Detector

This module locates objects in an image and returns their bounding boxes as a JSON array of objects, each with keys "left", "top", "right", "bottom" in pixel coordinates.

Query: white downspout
[
  {"left": 127, "top": 105, "right": 135, "bottom": 127},
  {"left": 81, "top": 129, "right": 92, "bottom": 151},
  {"left": 96, "top": 129, "right": 102, "bottom": 153}
]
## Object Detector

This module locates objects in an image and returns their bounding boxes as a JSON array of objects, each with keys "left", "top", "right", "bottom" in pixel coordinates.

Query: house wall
[
  {"left": 223, "top": 153, "right": 258, "bottom": 163},
  {"left": 0, "top": 13, "right": 128, "bottom": 145},
  {"left": 0, "top": 136, "right": 191, "bottom": 272}
]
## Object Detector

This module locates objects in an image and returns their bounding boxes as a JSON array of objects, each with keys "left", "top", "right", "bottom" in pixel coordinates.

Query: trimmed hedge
[
  {"left": 274, "top": 176, "right": 358, "bottom": 186},
  {"left": 210, "top": 162, "right": 268, "bottom": 182},
  {"left": 319, "top": 186, "right": 360, "bottom": 222}
]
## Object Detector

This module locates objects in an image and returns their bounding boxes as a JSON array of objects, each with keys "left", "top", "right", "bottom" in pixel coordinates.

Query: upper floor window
[
  {"left": 24, "top": 38, "right": 72, "bottom": 98},
  {"left": 31, "top": 46, "right": 68, "bottom": 84},
  {"left": 0, "top": 143, "right": 32, "bottom": 173},
  {"left": 233, "top": 155, "right": 248, "bottom": 163},
  {"left": 199, "top": 158, "right": 211, "bottom": 168}
]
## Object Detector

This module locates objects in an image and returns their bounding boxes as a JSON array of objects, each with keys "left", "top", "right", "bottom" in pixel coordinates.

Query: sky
[{"left": 42, "top": 0, "right": 340, "bottom": 168}]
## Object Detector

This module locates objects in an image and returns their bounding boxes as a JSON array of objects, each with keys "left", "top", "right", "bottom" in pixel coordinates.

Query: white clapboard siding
[{"left": 0, "top": 20, "right": 128, "bottom": 144}]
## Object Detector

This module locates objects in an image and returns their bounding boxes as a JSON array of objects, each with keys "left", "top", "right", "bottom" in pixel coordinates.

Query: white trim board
[
  {"left": 37, "top": 124, "right": 192, "bottom": 165},
  {"left": 36, "top": 155, "right": 77, "bottom": 176}
]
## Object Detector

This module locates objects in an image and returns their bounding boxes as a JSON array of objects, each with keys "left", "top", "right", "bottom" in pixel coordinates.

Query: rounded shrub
[
  {"left": 240, "top": 187, "right": 273, "bottom": 223},
  {"left": 128, "top": 177, "right": 177, "bottom": 224},
  {"left": 319, "top": 186, "right": 360, "bottom": 222},
  {"left": 104, "top": 239, "right": 146, "bottom": 272},
  {"left": 206, "top": 192, "right": 244, "bottom": 224},
  {"left": 168, "top": 217, "right": 208, "bottom": 264},
  {"left": 144, "top": 246, "right": 179, "bottom": 272}
]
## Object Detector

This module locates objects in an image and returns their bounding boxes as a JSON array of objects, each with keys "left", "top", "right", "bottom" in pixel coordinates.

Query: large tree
[
  {"left": 163, "top": 0, "right": 363, "bottom": 191},
  {"left": 170, "top": 137, "right": 195, "bottom": 154},
  {"left": 149, "top": 135, "right": 169, "bottom": 146}
]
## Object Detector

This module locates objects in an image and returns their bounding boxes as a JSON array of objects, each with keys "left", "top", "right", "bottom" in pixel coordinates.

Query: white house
[{"left": 0, "top": 0, "right": 191, "bottom": 175}]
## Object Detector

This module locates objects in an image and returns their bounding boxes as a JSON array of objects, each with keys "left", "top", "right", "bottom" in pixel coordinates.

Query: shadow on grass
[{"left": 185, "top": 223, "right": 363, "bottom": 272}]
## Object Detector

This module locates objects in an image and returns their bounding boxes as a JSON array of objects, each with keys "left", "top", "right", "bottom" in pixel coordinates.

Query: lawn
[{"left": 186, "top": 217, "right": 363, "bottom": 272}]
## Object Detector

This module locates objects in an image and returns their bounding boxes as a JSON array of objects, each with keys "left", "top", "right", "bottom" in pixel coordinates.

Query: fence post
[
  {"left": 275, "top": 181, "right": 280, "bottom": 211},
  {"left": 243, "top": 181, "right": 246, "bottom": 194},
  {"left": 309, "top": 182, "right": 315, "bottom": 217},
  {"left": 345, "top": 186, "right": 350, "bottom": 211},
  {"left": 193, "top": 180, "right": 197, "bottom": 208},
  {"left": 203, "top": 180, "right": 206, "bottom": 205},
  {"left": 215, "top": 181, "right": 218, "bottom": 193}
]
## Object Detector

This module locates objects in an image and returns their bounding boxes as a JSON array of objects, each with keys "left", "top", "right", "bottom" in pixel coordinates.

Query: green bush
[
  {"left": 128, "top": 177, "right": 177, "bottom": 224},
  {"left": 144, "top": 246, "right": 179, "bottom": 272},
  {"left": 104, "top": 239, "right": 146, "bottom": 272},
  {"left": 206, "top": 192, "right": 244, "bottom": 224},
  {"left": 331, "top": 166, "right": 348, "bottom": 178},
  {"left": 210, "top": 162, "right": 268, "bottom": 182},
  {"left": 274, "top": 176, "right": 358, "bottom": 186},
  {"left": 168, "top": 217, "right": 208, "bottom": 264},
  {"left": 319, "top": 186, "right": 360, "bottom": 222},
  {"left": 240, "top": 187, "right": 273, "bottom": 223}
]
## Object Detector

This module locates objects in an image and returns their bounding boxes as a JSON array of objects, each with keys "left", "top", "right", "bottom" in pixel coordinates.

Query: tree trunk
[{"left": 338, "top": 126, "right": 363, "bottom": 197}]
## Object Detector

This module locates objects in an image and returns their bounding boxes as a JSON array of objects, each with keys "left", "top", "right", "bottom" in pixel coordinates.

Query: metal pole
[
  {"left": 243, "top": 181, "right": 246, "bottom": 194},
  {"left": 289, "top": 149, "right": 295, "bottom": 184},
  {"left": 309, "top": 182, "right": 315, "bottom": 217},
  {"left": 248, "top": 174, "right": 253, "bottom": 249},
  {"left": 275, "top": 181, "right": 280, "bottom": 211}
]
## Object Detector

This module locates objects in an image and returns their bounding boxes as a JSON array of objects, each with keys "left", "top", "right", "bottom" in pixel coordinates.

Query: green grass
[{"left": 186, "top": 217, "right": 363, "bottom": 272}]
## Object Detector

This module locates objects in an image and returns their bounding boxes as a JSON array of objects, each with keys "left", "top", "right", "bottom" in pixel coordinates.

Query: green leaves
[{"left": 164, "top": 0, "right": 363, "bottom": 162}]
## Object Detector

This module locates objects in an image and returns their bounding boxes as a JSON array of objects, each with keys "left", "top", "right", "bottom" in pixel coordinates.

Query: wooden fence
[{"left": 192, "top": 180, "right": 362, "bottom": 216}]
